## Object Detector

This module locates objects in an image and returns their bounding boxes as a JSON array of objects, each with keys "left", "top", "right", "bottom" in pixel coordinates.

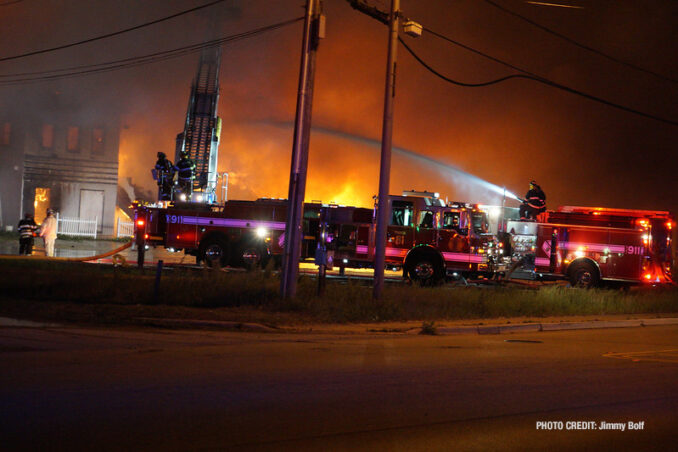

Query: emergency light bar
[{"left": 402, "top": 190, "right": 440, "bottom": 198}]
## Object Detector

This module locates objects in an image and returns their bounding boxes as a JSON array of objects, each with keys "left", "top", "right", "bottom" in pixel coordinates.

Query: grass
[{"left": 1, "top": 257, "right": 677, "bottom": 324}]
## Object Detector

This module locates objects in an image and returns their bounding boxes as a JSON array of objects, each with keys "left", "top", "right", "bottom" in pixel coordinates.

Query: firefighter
[
  {"left": 154, "top": 152, "right": 174, "bottom": 200},
  {"left": 17, "top": 212, "right": 37, "bottom": 255},
  {"left": 519, "top": 180, "right": 546, "bottom": 220},
  {"left": 39, "top": 208, "right": 58, "bottom": 257},
  {"left": 174, "top": 150, "right": 196, "bottom": 198}
]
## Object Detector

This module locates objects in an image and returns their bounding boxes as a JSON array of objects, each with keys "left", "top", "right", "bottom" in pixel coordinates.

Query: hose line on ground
[{"left": 1, "top": 240, "right": 133, "bottom": 262}]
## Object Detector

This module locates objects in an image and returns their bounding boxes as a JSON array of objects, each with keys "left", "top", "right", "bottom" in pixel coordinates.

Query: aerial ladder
[{"left": 174, "top": 47, "right": 222, "bottom": 203}]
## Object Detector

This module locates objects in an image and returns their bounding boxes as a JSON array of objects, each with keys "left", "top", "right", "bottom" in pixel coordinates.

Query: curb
[
  {"left": 134, "top": 317, "right": 279, "bottom": 333},
  {"left": 0, "top": 317, "right": 61, "bottom": 328},
  {"left": 436, "top": 317, "right": 678, "bottom": 335}
]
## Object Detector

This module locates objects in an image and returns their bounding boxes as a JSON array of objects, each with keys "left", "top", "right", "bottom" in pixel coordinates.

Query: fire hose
[
  {"left": 3, "top": 240, "right": 133, "bottom": 263},
  {"left": 59, "top": 240, "right": 133, "bottom": 263}
]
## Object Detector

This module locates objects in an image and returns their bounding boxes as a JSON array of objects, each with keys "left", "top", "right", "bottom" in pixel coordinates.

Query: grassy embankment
[{"left": 1, "top": 257, "right": 677, "bottom": 325}]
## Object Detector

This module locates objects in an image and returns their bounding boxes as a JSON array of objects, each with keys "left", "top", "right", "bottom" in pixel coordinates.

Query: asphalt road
[{"left": 1, "top": 324, "right": 677, "bottom": 451}]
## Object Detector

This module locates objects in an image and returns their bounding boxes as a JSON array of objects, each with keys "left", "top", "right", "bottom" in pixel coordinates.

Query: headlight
[{"left": 256, "top": 227, "right": 268, "bottom": 238}]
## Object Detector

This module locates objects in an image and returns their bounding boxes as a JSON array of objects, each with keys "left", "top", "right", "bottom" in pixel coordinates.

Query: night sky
[{"left": 1, "top": 0, "right": 676, "bottom": 213}]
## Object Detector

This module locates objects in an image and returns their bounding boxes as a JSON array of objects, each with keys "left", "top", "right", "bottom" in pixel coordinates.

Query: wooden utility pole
[
  {"left": 280, "top": 0, "right": 323, "bottom": 298},
  {"left": 373, "top": 0, "right": 399, "bottom": 299}
]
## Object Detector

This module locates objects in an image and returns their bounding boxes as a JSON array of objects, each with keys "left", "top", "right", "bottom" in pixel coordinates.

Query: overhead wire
[
  {"left": 398, "top": 37, "right": 534, "bottom": 87},
  {"left": 0, "top": 0, "right": 229, "bottom": 63},
  {"left": 482, "top": 0, "right": 678, "bottom": 84},
  {"left": 423, "top": 28, "right": 542, "bottom": 78},
  {"left": 0, "top": 17, "right": 304, "bottom": 85},
  {"left": 399, "top": 32, "right": 678, "bottom": 126}
]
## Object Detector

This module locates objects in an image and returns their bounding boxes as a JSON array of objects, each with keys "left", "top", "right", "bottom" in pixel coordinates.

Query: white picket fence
[
  {"left": 116, "top": 220, "right": 134, "bottom": 238},
  {"left": 56, "top": 214, "right": 98, "bottom": 239}
]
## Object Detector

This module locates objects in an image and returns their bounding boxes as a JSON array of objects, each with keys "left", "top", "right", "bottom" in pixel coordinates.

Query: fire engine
[
  {"left": 501, "top": 206, "right": 674, "bottom": 287},
  {"left": 134, "top": 195, "right": 674, "bottom": 288},
  {"left": 321, "top": 191, "right": 496, "bottom": 282},
  {"left": 135, "top": 198, "right": 316, "bottom": 268},
  {"left": 133, "top": 190, "right": 497, "bottom": 282}
]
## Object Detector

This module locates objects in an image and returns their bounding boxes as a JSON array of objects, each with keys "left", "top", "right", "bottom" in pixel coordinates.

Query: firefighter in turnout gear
[
  {"left": 153, "top": 152, "right": 174, "bottom": 200},
  {"left": 17, "top": 213, "right": 37, "bottom": 255},
  {"left": 519, "top": 181, "right": 546, "bottom": 220},
  {"left": 175, "top": 150, "right": 196, "bottom": 198}
]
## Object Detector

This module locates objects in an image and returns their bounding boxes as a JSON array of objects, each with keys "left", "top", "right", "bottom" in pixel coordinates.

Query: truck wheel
[
  {"left": 569, "top": 261, "right": 599, "bottom": 288},
  {"left": 241, "top": 247, "right": 262, "bottom": 270},
  {"left": 201, "top": 237, "right": 230, "bottom": 268},
  {"left": 409, "top": 257, "right": 444, "bottom": 286}
]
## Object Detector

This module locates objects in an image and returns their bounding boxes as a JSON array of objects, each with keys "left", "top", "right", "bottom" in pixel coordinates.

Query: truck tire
[
  {"left": 407, "top": 254, "right": 445, "bottom": 286},
  {"left": 569, "top": 261, "right": 599, "bottom": 288},
  {"left": 200, "top": 236, "right": 230, "bottom": 268},
  {"left": 241, "top": 247, "right": 262, "bottom": 270}
]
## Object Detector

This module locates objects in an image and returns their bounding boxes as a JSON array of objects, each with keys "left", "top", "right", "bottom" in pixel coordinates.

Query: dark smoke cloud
[{"left": 1, "top": 0, "right": 676, "bottom": 214}]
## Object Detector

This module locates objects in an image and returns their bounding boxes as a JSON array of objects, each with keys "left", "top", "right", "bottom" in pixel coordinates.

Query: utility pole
[
  {"left": 280, "top": 0, "right": 323, "bottom": 298},
  {"left": 373, "top": 0, "right": 399, "bottom": 299}
]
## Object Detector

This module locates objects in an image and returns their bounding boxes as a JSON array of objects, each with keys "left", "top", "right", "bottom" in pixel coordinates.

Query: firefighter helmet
[{"left": 157, "top": 152, "right": 166, "bottom": 159}]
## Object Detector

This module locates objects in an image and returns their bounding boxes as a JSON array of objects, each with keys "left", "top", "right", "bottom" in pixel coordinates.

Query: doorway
[{"left": 34, "top": 187, "right": 51, "bottom": 224}]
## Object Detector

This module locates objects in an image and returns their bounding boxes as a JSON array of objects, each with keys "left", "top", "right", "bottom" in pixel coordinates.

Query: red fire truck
[
  {"left": 503, "top": 206, "right": 674, "bottom": 287},
  {"left": 134, "top": 196, "right": 673, "bottom": 288},
  {"left": 134, "top": 198, "right": 320, "bottom": 268},
  {"left": 322, "top": 191, "right": 496, "bottom": 283},
  {"left": 133, "top": 191, "right": 496, "bottom": 283}
]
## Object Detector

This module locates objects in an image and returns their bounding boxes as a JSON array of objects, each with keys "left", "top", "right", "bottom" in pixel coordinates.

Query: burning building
[{"left": 0, "top": 90, "right": 120, "bottom": 235}]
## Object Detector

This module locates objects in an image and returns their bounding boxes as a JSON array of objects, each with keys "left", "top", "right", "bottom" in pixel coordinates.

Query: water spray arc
[
  {"left": 258, "top": 120, "right": 521, "bottom": 203},
  {"left": 316, "top": 127, "right": 521, "bottom": 202}
]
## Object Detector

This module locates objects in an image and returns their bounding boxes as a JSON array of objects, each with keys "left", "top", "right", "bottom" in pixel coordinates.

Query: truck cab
[{"left": 384, "top": 192, "right": 496, "bottom": 283}]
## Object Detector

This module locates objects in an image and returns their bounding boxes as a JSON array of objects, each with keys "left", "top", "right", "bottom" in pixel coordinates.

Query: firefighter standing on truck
[
  {"left": 17, "top": 213, "right": 37, "bottom": 255},
  {"left": 175, "top": 150, "right": 196, "bottom": 198},
  {"left": 519, "top": 181, "right": 546, "bottom": 220},
  {"left": 154, "top": 152, "right": 174, "bottom": 200}
]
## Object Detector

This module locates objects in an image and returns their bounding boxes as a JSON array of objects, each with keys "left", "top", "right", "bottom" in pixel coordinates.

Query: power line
[
  {"left": 399, "top": 37, "right": 535, "bottom": 87},
  {"left": 483, "top": 0, "right": 678, "bottom": 84},
  {"left": 0, "top": 18, "right": 303, "bottom": 85},
  {"left": 424, "top": 28, "right": 542, "bottom": 78},
  {"left": 400, "top": 33, "right": 677, "bottom": 126},
  {"left": 0, "top": 0, "right": 229, "bottom": 63},
  {"left": 0, "top": 0, "right": 24, "bottom": 6}
]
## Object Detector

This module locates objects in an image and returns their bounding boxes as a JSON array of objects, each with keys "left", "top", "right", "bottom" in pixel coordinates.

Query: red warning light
[{"left": 136, "top": 219, "right": 145, "bottom": 227}]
